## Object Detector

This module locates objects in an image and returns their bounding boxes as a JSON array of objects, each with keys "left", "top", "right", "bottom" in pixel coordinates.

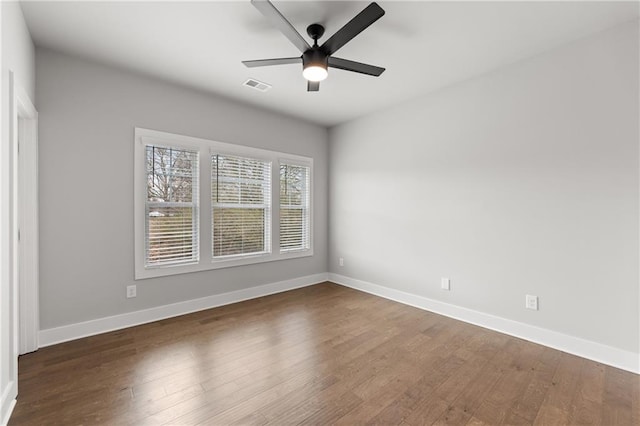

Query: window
[
  {"left": 135, "top": 128, "right": 313, "bottom": 279},
  {"left": 280, "top": 163, "right": 310, "bottom": 252},
  {"left": 145, "top": 145, "right": 199, "bottom": 267},
  {"left": 212, "top": 154, "right": 271, "bottom": 258}
]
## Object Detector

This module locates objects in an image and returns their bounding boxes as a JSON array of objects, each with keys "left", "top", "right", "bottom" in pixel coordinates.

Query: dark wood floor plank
[
  {"left": 600, "top": 365, "right": 637, "bottom": 425},
  {"left": 368, "top": 355, "right": 467, "bottom": 425},
  {"left": 470, "top": 339, "right": 545, "bottom": 424},
  {"left": 533, "top": 351, "right": 584, "bottom": 425},
  {"left": 9, "top": 282, "right": 638, "bottom": 426},
  {"left": 503, "top": 345, "right": 562, "bottom": 423},
  {"left": 632, "top": 369, "right": 640, "bottom": 426},
  {"left": 567, "top": 359, "right": 606, "bottom": 425},
  {"left": 430, "top": 349, "right": 508, "bottom": 424}
]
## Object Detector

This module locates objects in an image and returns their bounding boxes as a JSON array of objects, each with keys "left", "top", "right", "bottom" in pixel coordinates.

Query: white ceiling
[{"left": 21, "top": 1, "right": 639, "bottom": 127}]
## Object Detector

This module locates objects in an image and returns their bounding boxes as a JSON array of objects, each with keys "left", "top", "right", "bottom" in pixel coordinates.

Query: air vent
[{"left": 243, "top": 78, "right": 272, "bottom": 92}]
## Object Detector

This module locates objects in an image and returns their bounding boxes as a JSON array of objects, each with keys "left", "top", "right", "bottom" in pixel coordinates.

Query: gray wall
[
  {"left": 1, "top": 1, "right": 35, "bottom": 417},
  {"left": 37, "top": 48, "right": 328, "bottom": 330},
  {"left": 329, "top": 21, "right": 639, "bottom": 353},
  {"left": 1, "top": 2, "right": 34, "bottom": 99}
]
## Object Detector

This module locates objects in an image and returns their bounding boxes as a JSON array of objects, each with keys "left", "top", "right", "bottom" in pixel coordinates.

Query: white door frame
[{"left": 11, "top": 72, "right": 39, "bottom": 355}]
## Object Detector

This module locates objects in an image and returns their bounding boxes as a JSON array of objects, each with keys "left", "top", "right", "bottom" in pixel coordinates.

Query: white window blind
[
  {"left": 212, "top": 154, "right": 272, "bottom": 258},
  {"left": 145, "top": 145, "right": 199, "bottom": 267},
  {"left": 280, "top": 163, "right": 310, "bottom": 252}
]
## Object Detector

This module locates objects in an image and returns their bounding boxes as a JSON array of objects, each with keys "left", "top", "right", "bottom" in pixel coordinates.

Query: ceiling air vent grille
[{"left": 243, "top": 78, "right": 272, "bottom": 92}]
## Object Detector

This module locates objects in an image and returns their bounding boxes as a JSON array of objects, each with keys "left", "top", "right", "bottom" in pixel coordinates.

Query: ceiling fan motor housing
[{"left": 302, "top": 48, "right": 328, "bottom": 69}]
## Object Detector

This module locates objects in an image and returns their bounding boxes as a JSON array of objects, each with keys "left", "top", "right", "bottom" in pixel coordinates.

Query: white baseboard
[
  {"left": 0, "top": 381, "right": 17, "bottom": 426},
  {"left": 329, "top": 273, "right": 639, "bottom": 374},
  {"left": 39, "top": 273, "right": 329, "bottom": 347}
]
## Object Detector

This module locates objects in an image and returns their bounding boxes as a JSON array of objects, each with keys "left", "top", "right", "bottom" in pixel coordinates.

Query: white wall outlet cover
[
  {"left": 339, "top": 257, "right": 344, "bottom": 267},
  {"left": 526, "top": 294, "right": 538, "bottom": 310},
  {"left": 441, "top": 278, "right": 450, "bottom": 290},
  {"left": 127, "top": 285, "right": 137, "bottom": 298}
]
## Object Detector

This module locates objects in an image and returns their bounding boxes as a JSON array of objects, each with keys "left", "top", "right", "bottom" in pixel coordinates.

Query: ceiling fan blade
[
  {"left": 251, "top": 0, "right": 311, "bottom": 53},
  {"left": 328, "top": 57, "right": 385, "bottom": 76},
  {"left": 320, "top": 2, "right": 385, "bottom": 56},
  {"left": 329, "top": 56, "right": 385, "bottom": 77},
  {"left": 242, "top": 57, "right": 302, "bottom": 68},
  {"left": 307, "top": 81, "right": 320, "bottom": 92}
]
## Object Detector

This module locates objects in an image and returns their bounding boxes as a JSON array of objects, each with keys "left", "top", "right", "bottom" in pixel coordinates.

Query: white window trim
[{"left": 134, "top": 128, "right": 313, "bottom": 280}]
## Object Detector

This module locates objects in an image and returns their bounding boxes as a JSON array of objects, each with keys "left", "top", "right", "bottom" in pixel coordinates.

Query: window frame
[
  {"left": 144, "top": 144, "right": 200, "bottom": 268},
  {"left": 279, "top": 160, "right": 312, "bottom": 254},
  {"left": 134, "top": 128, "right": 313, "bottom": 280},
  {"left": 210, "top": 151, "right": 273, "bottom": 261}
]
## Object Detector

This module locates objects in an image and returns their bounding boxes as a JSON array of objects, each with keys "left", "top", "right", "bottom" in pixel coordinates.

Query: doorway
[{"left": 12, "top": 73, "right": 39, "bottom": 355}]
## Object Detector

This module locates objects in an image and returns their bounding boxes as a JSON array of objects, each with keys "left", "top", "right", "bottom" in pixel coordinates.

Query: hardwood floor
[{"left": 10, "top": 282, "right": 639, "bottom": 425}]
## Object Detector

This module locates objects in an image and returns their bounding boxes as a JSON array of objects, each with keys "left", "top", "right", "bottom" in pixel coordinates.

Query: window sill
[{"left": 135, "top": 249, "right": 314, "bottom": 280}]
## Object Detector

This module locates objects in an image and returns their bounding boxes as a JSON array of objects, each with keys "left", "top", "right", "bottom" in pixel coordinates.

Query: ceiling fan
[{"left": 243, "top": 0, "right": 386, "bottom": 92}]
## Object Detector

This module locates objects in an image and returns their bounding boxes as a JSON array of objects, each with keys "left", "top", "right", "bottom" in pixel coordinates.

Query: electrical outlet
[
  {"left": 526, "top": 295, "right": 538, "bottom": 310},
  {"left": 127, "top": 285, "right": 137, "bottom": 298},
  {"left": 339, "top": 257, "right": 344, "bottom": 267},
  {"left": 441, "top": 277, "right": 450, "bottom": 291}
]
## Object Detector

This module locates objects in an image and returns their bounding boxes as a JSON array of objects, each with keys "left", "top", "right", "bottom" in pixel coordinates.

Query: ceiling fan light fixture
[
  {"left": 302, "top": 48, "right": 328, "bottom": 82},
  {"left": 303, "top": 64, "right": 328, "bottom": 82}
]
